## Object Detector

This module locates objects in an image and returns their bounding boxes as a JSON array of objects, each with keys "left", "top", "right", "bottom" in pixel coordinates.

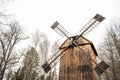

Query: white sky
[{"left": 4, "top": 0, "right": 120, "bottom": 47}]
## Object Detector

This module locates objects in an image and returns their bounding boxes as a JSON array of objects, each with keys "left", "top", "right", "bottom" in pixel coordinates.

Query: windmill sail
[
  {"left": 94, "top": 60, "right": 109, "bottom": 75},
  {"left": 42, "top": 44, "right": 72, "bottom": 73},
  {"left": 77, "top": 14, "right": 105, "bottom": 39},
  {"left": 51, "top": 21, "right": 69, "bottom": 38}
]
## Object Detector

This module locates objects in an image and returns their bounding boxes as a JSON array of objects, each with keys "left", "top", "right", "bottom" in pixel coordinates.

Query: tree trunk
[{"left": 0, "top": 62, "right": 7, "bottom": 80}]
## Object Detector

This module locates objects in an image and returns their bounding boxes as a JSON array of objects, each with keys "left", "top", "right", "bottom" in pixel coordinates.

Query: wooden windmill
[{"left": 42, "top": 14, "right": 109, "bottom": 80}]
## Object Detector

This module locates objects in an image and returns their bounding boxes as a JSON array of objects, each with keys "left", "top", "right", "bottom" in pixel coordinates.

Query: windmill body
[{"left": 59, "top": 36, "right": 98, "bottom": 80}]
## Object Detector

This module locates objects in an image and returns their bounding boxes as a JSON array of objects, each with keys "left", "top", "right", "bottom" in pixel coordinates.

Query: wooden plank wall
[{"left": 59, "top": 37, "right": 98, "bottom": 80}]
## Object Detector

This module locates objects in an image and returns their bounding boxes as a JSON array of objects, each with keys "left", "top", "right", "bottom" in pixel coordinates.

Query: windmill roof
[{"left": 59, "top": 35, "right": 98, "bottom": 56}]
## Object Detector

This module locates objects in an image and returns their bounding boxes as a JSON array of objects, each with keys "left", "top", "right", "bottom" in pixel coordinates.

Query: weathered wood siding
[{"left": 59, "top": 37, "right": 98, "bottom": 80}]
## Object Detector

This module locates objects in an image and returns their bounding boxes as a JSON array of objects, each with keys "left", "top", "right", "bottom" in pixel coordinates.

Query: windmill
[{"left": 42, "top": 14, "right": 109, "bottom": 80}]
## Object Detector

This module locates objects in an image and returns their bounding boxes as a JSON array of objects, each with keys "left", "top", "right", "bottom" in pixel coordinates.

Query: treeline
[
  {"left": 0, "top": 15, "right": 60, "bottom": 80},
  {"left": 0, "top": 0, "right": 60, "bottom": 79}
]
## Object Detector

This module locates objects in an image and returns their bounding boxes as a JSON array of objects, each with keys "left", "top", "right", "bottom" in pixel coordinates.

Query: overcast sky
[{"left": 4, "top": 0, "right": 120, "bottom": 47}]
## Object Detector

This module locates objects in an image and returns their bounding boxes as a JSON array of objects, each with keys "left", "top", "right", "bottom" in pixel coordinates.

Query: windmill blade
[
  {"left": 79, "top": 14, "right": 105, "bottom": 37},
  {"left": 51, "top": 21, "right": 69, "bottom": 38},
  {"left": 94, "top": 59, "right": 109, "bottom": 75},
  {"left": 42, "top": 44, "right": 72, "bottom": 73},
  {"left": 42, "top": 21, "right": 70, "bottom": 73},
  {"left": 42, "top": 49, "right": 61, "bottom": 73},
  {"left": 72, "top": 40, "right": 109, "bottom": 75}
]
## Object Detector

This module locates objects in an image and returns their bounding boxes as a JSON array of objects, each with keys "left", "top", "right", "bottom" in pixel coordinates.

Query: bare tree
[
  {"left": 31, "top": 30, "right": 50, "bottom": 67},
  {"left": 0, "top": 0, "right": 11, "bottom": 3},
  {"left": 30, "top": 30, "right": 50, "bottom": 79},
  {"left": 98, "top": 18, "right": 120, "bottom": 80},
  {"left": 31, "top": 29, "right": 41, "bottom": 49},
  {"left": 0, "top": 0, "right": 13, "bottom": 12},
  {"left": 39, "top": 33, "right": 50, "bottom": 62},
  {"left": 0, "top": 20, "right": 25, "bottom": 80},
  {"left": 51, "top": 40, "right": 60, "bottom": 80}
]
